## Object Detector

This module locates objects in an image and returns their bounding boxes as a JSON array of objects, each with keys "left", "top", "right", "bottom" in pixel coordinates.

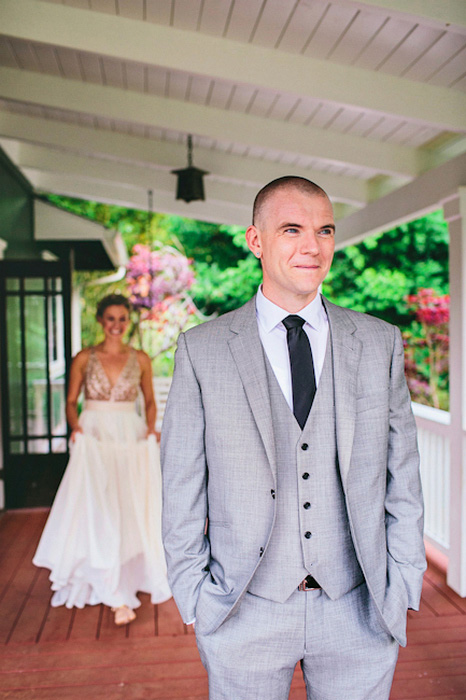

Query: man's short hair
[{"left": 252, "top": 176, "right": 329, "bottom": 226}]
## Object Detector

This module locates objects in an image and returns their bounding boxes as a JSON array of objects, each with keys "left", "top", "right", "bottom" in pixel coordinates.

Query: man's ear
[{"left": 246, "top": 225, "right": 261, "bottom": 259}]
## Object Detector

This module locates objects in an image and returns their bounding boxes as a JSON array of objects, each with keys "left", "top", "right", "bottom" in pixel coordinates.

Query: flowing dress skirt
[{"left": 33, "top": 401, "right": 171, "bottom": 609}]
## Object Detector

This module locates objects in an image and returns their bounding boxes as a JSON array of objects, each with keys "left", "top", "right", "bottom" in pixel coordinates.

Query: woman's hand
[
  {"left": 70, "top": 426, "right": 83, "bottom": 442},
  {"left": 146, "top": 427, "right": 161, "bottom": 442}
]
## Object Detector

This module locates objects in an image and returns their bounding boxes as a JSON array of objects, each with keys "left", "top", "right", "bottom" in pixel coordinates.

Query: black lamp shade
[{"left": 172, "top": 165, "right": 208, "bottom": 203}]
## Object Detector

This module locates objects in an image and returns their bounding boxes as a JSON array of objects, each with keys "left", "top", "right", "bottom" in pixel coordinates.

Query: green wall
[{"left": 0, "top": 147, "right": 40, "bottom": 259}]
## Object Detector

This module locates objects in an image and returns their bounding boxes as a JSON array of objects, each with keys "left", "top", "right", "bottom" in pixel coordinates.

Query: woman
[{"left": 33, "top": 294, "right": 171, "bottom": 626}]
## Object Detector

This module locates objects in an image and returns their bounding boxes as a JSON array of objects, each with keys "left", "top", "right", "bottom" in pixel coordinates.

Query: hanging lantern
[{"left": 172, "top": 135, "right": 209, "bottom": 203}]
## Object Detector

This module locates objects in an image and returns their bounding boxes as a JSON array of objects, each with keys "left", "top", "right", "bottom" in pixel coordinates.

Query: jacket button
[
  {"left": 259, "top": 547, "right": 264, "bottom": 556},
  {"left": 302, "top": 472, "right": 309, "bottom": 480},
  {"left": 304, "top": 531, "right": 312, "bottom": 539},
  {"left": 303, "top": 502, "right": 311, "bottom": 509},
  {"left": 271, "top": 489, "right": 275, "bottom": 499},
  {"left": 301, "top": 443, "right": 309, "bottom": 451}
]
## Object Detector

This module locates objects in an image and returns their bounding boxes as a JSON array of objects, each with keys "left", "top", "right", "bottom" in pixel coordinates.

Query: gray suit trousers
[{"left": 195, "top": 582, "right": 399, "bottom": 700}]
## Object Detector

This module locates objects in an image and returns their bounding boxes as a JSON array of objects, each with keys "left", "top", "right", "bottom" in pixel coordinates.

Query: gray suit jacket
[{"left": 161, "top": 296, "right": 426, "bottom": 646}]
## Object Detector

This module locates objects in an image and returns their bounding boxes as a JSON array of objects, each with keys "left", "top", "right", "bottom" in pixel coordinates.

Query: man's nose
[{"left": 299, "top": 232, "right": 320, "bottom": 254}]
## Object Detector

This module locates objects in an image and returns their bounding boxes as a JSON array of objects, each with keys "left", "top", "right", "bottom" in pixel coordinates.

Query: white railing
[
  {"left": 153, "top": 376, "right": 173, "bottom": 431},
  {"left": 412, "top": 402, "right": 451, "bottom": 555}
]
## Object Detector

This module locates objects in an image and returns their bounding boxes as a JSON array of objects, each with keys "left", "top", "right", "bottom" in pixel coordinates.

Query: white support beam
[
  {"left": 0, "top": 67, "right": 420, "bottom": 178},
  {"left": 0, "top": 0, "right": 464, "bottom": 132},
  {"left": 10, "top": 140, "right": 355, "bottom": 225},
  {"left": 24, "top": 169, "right": 253, "bottom": 228},
  {"left": 12, "top": 141, "right": 257, "bottom": 211},
  {"left": 335, "top": 0, "right": 466, "bottom": 35},
  {"left": 443, "top": 189, "right": 466, "bottom": 597},
  {"left": 334, "top": 152, "right": 466, "bottom": 247},
  {"left": 0, "top": 111, "right": 369, "bottom": 206}
]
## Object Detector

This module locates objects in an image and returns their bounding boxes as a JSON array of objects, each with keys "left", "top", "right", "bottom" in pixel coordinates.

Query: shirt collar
[{"left": 256, "top": 286, "right": 327, "bottom": 334}]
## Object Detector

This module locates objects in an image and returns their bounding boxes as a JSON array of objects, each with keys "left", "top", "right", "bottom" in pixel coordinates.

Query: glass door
[{"left": 0, "top": 260, "right": 71, "bottom": 508}]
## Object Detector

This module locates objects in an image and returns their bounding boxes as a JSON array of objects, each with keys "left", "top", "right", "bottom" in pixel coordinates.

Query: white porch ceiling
[{"left": 0, "top": 0, "right": 465, "bottom": 237}]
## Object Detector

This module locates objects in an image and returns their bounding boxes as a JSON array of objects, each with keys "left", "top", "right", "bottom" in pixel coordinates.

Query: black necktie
[{"left": 282, "top": 315, "right": 316, "bottom": 430}]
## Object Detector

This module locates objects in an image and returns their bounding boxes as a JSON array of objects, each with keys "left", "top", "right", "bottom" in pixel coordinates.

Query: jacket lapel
[
  {"left": 228, "top": 298, "right": 277, "bottom": 480},
  {"left": 323, "top": 298, "right": 362, "bottom": 484}
]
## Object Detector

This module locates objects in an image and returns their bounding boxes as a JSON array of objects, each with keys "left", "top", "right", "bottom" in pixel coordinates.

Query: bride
[{"left": 33, "top": 294, "right": 171, "bottom": 626}]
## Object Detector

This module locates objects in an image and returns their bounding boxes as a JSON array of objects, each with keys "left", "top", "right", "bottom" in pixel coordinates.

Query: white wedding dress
[{"left": 33, "top": 348, "right": 171, "bottom": 610}]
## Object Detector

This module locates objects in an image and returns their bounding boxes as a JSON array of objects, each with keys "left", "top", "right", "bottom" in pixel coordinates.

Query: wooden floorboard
[{"left": 0, "top": 510, "right": 465, "bottom": 699}]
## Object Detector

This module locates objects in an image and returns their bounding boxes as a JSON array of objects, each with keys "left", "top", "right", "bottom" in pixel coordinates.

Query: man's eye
[
  {"left": 319, "top": 228, "right": 334, "bottom": 236},
  {"left": 284, "top": 228, "right": 299, "bottom": 234}
]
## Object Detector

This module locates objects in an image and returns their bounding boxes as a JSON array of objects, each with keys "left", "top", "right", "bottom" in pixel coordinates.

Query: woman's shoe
[{"left": 112, "top": 605, "right": 136, "bottom": 626}]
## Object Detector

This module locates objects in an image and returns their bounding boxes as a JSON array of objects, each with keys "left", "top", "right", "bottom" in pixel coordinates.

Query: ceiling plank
[
  {"left": 0, "top": 67, "right": 420, "bottom": 177},
  {"left": 0, "top": 111, "right": 370, "bottom": 205},
  {"left": 0, "top": 0, "right": 464, "bottom": 131},
  {"left": 332, "top": 0, "right": 466, "bottom": 35}
]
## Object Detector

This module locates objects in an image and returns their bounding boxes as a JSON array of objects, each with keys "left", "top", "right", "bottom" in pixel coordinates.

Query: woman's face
[{"left": 97, "top": 305, "right": 130, "bottom": 339}]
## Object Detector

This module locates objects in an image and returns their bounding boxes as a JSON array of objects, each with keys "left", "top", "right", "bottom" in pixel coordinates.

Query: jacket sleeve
[
  {"left": 160, "top": 332, "right": 210, "bottom": 623},
  {"left": 385, "top": 325, "right": 426, "bottom": 611}
]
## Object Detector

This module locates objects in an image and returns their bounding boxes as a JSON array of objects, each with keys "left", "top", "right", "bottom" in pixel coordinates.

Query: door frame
[{"left": 0, "top": 259, "right": 72, "bottom": 508}]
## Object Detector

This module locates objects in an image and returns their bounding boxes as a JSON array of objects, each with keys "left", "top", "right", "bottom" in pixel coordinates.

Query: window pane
[
  {"left": 52, "top": 437, "right": 67, "bottom": 453},
  {"left": 47, "top": 277, "right": 62, "bottom": 292},
  {"left": 24, "top": 278, "right": 45, "bottom": 291},
  {"left": 6, "top": 278, "right": 20, "bottom": 291},
  {"left": 10, "top": 441, "right": 25, "bottom": 454},
  {"left": 25, "top": 296, "right": 48, "bottom": 439},
  {"left": 6, "top": 295, "right": 24, "bottom": 438},
  {"left": 48, "top": 294, "right": 66, "bottom": 435},
  {"left": 27, "top": 439, "right": 50, "bottom": 454}
]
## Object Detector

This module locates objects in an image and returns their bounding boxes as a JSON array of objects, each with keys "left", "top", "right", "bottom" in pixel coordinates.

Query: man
[{"left": 161, "top": 176, "right": 426, "bottom": 700}]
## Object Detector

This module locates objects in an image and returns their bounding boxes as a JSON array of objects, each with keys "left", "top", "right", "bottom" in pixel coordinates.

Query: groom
[{"left": 161, "top": 176, "right": 426, "bottom": 699}]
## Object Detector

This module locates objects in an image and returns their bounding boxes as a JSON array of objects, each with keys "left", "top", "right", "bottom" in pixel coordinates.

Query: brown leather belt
[{"left": 298, "top": 575, "right": 321, "bottom": 591}]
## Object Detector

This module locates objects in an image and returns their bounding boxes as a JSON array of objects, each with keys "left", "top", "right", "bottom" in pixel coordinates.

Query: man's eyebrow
[
  {"left": 279, "top": 222, "right": 336, "bottom": 231},
  {"left": 279, "top": 222, "right": 303, "bottom": 229}
]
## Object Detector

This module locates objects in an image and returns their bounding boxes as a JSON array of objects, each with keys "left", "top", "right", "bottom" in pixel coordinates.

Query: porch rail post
[{"left": 443, "top": 188, "right": 466, "bottom": 597}]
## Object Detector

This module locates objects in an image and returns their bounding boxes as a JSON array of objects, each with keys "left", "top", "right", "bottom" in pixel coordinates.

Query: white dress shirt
[{"left": 255, "top": 286, "right": 329, "bottom": 411}]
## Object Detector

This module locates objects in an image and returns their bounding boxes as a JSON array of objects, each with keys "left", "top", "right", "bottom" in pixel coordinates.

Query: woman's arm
[
  {"left": 138, "top": 351, "right": 158, "bottom": 438},
  {"left": 66, "top": 349, "right": 89, "bottom": 441}
]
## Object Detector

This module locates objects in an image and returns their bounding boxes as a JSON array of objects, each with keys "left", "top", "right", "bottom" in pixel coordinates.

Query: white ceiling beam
[
  {"left": 10, "top": 140, "right": 258, "bottom": 210},
  {"left": 0, "top": 111, "right": 370, "bottom": 205},
  {"left": 0, "top": 67, "right": 420, "bottom": 178},
  {"left": 23, "top": 168, "right": 253, "bottom": 228},
  {"left": 5, "top": 139, "right": 359, "bottom": 223},
  {"left": 0, "top": 0, "right": 464, "bottom": 131},
  {"left": 333, "top": 0, "right": 466, "bottom": 35},
  {"left": 335, "top": 152, "right": 466, "bottom": 247}
]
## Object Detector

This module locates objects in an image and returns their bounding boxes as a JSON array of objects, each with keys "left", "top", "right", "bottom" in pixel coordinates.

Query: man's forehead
[{"left": 261, "top": 187, "right": 332, "bottom": 217}]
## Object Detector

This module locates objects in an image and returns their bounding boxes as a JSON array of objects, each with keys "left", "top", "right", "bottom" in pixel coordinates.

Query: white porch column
[{"left": 443, "top": 188, "right": 466, "bottom": 597}]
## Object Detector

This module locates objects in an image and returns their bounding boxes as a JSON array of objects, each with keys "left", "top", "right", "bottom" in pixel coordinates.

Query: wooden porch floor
[{"left": 0, "top": 510, "right": 465, "bottom": 699}]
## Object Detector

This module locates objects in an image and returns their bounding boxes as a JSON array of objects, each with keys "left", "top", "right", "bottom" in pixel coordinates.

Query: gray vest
[{"left": 248, "top": 336, "right": 364, "bottom": 603}]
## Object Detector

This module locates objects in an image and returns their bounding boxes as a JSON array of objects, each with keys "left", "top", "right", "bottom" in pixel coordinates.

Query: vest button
[
  {"left": 303, "top": 502, "right": 311, "bottom": 509},
  {"left": 301, "top": 443, "right": 309, "bottom": 451},
  {"left": 271, "top": 489, "right": 276, "bottom": 499},
  {"left": 302, "top": 472, "right": 310, "bottom": 480},
  {"left": 304, "top": 531, "right": 312, "bottom": 539}
]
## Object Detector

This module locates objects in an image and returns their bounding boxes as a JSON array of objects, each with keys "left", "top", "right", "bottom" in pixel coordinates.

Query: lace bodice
[{"left": 84, "top": 348, "right": 141, "bottom": 402}]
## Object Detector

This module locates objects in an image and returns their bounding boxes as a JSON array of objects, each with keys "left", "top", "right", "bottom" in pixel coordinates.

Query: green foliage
[
  {"left": 45, "top": 194, "right": 258, "bottom": 319},
  {"left": 322, "top": 211, "right": 449, "bottom": 330},
  {"left": 47, "top": 195, "right": 449, "bottom": 406},
  {"left": 193, "top": 257, "right": 262, "bottom": 315}
]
